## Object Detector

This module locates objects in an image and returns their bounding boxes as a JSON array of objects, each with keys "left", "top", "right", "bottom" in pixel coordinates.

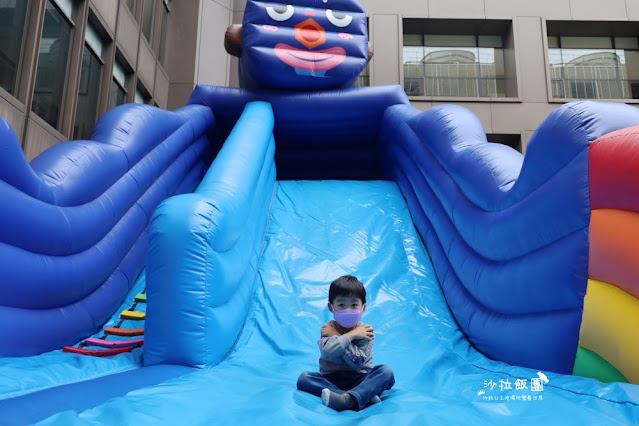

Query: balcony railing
[
  {"left": 551, "top": 78, "right": 639, "bottom": 99},
  {"left": 404, "top": 76, "right": 506, "bottom": 97}
]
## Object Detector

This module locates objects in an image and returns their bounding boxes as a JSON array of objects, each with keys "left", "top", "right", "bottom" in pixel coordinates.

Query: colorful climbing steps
[{"left": 63, "top": 291, "right": 147, "bottom": 357}]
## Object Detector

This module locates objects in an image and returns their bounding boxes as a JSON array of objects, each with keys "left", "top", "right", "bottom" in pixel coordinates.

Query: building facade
[
  {"left": 3, "top": 0, "right": 639, "bottom": 160},
  {"left": 0, "top": 0, "right": 173, "bottom": 160},
  {"left": 353, "top": 0, "right": 639, "bottom": 152}
]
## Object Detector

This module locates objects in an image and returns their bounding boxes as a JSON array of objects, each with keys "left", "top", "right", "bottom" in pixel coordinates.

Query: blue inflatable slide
[{"left": 1, "top": 0, "right": 638, "bottom": 423}]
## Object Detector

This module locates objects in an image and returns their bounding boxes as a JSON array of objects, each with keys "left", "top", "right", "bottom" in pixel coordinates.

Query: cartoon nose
[{"left": 295, "top": 18, "right": 326, "bottom": 50}]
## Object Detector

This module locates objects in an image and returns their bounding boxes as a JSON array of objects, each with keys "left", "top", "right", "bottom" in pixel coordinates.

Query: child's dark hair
[{"left": 328, "top": 275, "right": 366, "bottom": 304}]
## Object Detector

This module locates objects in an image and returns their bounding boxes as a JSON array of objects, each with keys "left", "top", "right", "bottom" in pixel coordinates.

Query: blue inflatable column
[{"left": 145, "top": 102, "right": 276, "bottom": 368}]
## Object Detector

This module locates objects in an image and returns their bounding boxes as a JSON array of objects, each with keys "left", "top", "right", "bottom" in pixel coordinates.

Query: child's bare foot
[
  {"left": 321, "top": 389, "right": 356, "bottom": 411},
  {"left": 370, "top": 395, "right": 381, "bottom": 404}
]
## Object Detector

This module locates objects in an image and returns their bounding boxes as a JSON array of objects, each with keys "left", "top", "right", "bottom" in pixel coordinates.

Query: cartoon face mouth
[{"left": 274, "top": 43, "right": 346, "bottom": 72}]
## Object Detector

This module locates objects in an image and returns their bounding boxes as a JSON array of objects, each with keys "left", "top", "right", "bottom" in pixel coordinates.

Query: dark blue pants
[{"left": 297, "top": 365, "right": 395, "bottom": 410}]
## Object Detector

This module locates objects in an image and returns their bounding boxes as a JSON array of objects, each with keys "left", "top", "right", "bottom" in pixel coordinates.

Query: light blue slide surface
[{"left": 39, "top": 180, "right": 639, "bottom": 424}]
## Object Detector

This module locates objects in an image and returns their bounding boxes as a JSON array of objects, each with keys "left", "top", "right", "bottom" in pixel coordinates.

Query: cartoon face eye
[
  {"left": 326, "top": 10, "right": 352, "bottom": 28},
  {"left": 266, "top": 5, "right": 294, "bottom": 22}
]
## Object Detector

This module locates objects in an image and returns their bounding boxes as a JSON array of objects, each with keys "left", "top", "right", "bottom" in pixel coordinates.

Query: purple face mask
[{"left": 333, "top": 309, "right": 363, "bottom": 328}]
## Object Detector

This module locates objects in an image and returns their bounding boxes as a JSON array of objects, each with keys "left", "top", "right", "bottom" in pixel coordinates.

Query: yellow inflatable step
[{"left": 120, "top": 310, "right": 146, "bottom": 320}]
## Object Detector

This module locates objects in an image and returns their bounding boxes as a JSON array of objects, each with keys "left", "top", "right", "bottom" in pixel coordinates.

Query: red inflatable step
[
  {"left": 85, "top": 338, "right": 144, "bottom": 349},
  {"left": 63, "top": 346, "right": 133, "bottom": 357},
  {"left": 105, "top": 327, "right": 145, "bottom": 337}
]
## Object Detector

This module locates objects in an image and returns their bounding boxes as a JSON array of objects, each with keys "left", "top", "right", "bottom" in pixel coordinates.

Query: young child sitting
[{"left": 297, "top": 275, "right": 395, "bottom": 411}]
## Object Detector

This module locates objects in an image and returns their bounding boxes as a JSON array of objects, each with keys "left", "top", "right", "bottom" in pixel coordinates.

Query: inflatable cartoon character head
[{"left": 226, "top": 0, "right": 370, "bottom": 90}]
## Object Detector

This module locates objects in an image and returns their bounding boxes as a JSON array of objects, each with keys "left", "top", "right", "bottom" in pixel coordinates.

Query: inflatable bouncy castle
[{"left": 0, "top": 0, "right": 638, "bottom": 423}]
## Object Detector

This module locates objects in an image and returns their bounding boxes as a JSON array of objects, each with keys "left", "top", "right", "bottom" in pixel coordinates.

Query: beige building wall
[
  {"left": 195, "top": 1, "right": 233, "bottom": 87},
  {"left": 165, "top": 1, "right": 199, "bottom": 109},
  {"left": 165, "top": 0, "right": 233, "bottom": 110}
]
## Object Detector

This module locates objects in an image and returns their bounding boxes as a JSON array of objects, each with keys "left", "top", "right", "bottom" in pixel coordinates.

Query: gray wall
[{"left": 167, "top": 0, "right": 233, "bottom": 109}]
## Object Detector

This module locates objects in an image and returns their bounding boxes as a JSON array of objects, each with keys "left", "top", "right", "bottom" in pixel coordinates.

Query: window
[
  {"left": 32, "top": 0, "right": 73, "bottom": 129},
  {"left": 142, "top": 0, "right": 154, "bottom": 43},
  {"left": 0, "top": 1, "right": 28, "bottom": 94},
  {"left": 109, "top": 59, "right": 128, "bottom": 109},
  {"left": 135, "top": 82, "right": 151, "bottom": 104},
  {"left": 548, "top": 35, "right": 639, "bottom": 100},
  {"left": 74, "top": 22, "right": 104, "bottom": 140},
  {"left": 403, "top": 33, "right": 506, "bottom": 98},
  {"left": 126, "top": 0, "right": 136, "bottom": 15},
  {"left": 402, "top": 19, "right": 516, "bottom": 98},
  {"left": 354, "top": 64, "right": 369, "bottom": 87},
  {"left": 158, "top": 0, "right": 170, "bottom": 65}
]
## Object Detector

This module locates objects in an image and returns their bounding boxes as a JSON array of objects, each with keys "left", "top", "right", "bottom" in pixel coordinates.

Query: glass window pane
[
  {"left": 403, "top": 33, "right": 506, "bottom": 98},
  {"left": 403, "top": 46, "right": 425, "bottom": 64},
  {"left": 159, "top": 3, "right": 169, "bottom": 65},
  {"left": 404, "top": 76, "right": 424, "bottom": 96},
  {"left": 403, "top": 25, "right": 511, "bottom": 98},
  {"left": 134, "top": 88, "right": 143, "bottom": 104},
  {"left": 422, "top": 47, "right": 481, "bottom": 97},
  {"left": 547, "top": 36, "right": 559, "bottom": 49},
  {"left": 549, "top": 40, "right": 634, "bottom": 100},
  {"left": 0, "top": 1, "right": 28, "bottom": 94},
  {"left": 142, "top": 0, "right": 154, "bottom": 42},
  {"left": 479, "top": 35, "right": 503, "bottom": 48},
  {"left": 109, "top": 80, "right": 126, "bottom": 109},
  {"left": 136, "top": 81, "right": 151, "bottom": 104},
  {"left": 32, "top": 1, "right": 72, "bottom": 129},
  {"left": 624, "top": 50, "right": 639, "bottom": 80},
  {"left": 560, "top": 36, "right": 613, "bottom": 49},
  {"left": 74, "top": 45, "right": 102, "bottom": 140},
  {"left": 621, "top": 49, "right": 639, "bottom": 99},
  {"left": 85, "top": 22, "right": 103, "bottom": 57},
  {"left": 424, "top": 35, "right": 476, "bottom": 47},
  {"left": 113, "top": 60, "right": 126, "bottom": 87},
  {"left": 615, "top": 37, "right": 639, "bottom": 50},
  {"left": 403, "top": 34, "right": 423, "bottom": 47},
  {"left": 403, "top": 45, "right": 425, "bottom": 96},
  {"left": 55, "top": 0, "right": 74, "bottom": 18},
  {"left": 353, "top": 64, "right": 369, "bottom": 87},
  {"left": 126, "top": 0, "right": 136, "bottom": 14}
]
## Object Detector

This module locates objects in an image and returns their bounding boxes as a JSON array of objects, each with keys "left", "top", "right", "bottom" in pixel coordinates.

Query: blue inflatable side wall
[
  {"left": 379, "top": 100, "right": 639, "bottom": 373},
  {"left": 144, "top": 102, "right": 276, "bottom": 368},
  {"left": 0, "top": 104, "right": 215, "bottom": 356}
]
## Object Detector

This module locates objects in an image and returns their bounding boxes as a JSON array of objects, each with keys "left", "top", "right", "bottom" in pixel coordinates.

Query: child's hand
[
  {"left": 346, "top": 324, "right": 374, "bottom": 341},
  {"left": 321, "top": 321, "right": 340, "bottom": 337}
]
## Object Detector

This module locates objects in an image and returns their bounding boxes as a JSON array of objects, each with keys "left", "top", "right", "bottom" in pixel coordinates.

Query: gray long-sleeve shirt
[{"left": 318, "top": 321, "right": 374, "bottom": 375}]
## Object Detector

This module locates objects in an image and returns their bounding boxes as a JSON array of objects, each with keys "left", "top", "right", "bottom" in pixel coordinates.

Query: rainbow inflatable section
[
  {"left": 579, "top": 127, "right": 639, "bottom": 383},
  {"left": 0, "top": 0, "right": 637, "bottom": 423}
]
